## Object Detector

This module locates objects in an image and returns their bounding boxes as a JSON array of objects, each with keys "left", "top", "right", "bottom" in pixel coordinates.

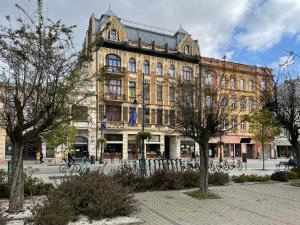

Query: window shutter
[{"left": 123, "top": 106, "right": 128, "bottom": 122}]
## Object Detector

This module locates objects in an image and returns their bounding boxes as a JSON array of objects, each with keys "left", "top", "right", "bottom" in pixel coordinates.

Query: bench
[{"left": 276, "top": 161, "right": 291, "bottom": 170}]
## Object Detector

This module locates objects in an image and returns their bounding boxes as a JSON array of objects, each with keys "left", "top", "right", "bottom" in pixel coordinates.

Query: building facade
[{"left": 0, "top": 9, "right": 275, "bottom": 162}]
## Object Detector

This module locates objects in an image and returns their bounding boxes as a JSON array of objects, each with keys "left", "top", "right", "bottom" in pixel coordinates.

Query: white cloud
[
  {"left": 1, "top": 0, "right": 299, "bottom": 58},
  {"left": 236, "top": 0, "right": 300, "bottom": 52}
]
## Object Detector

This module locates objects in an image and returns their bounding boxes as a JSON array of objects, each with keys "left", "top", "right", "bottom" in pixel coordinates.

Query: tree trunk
[
  {"left": 290, "top": 138, "right": 300, "bottom": 170},
  {"left": 262, "top": 141, "right": 265, "bottom": 170},
  {"left": 198, "top": 135, "right": 209, "bottom": 194},
  {"left": 9, "top": 142, "right": 24, "bottom": 213}
]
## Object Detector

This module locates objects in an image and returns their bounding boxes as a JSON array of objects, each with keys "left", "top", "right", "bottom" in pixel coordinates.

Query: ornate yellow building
[{"left": 81, "top": 9, "right": 272, "bottom": 161}]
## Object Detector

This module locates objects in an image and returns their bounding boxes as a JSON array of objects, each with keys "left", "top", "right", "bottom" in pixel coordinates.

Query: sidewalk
[{"left": 135, "top": 183, "right": 300, "bottom": 225}]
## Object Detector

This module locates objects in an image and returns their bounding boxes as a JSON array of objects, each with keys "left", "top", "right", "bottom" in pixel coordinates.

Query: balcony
[
  {"left": 106, "top": 121, "right": 125, "bottom": 129},
  {"left": 103, "top": 65, "right": 126, "bottom": 77},
  {"left": 104, "top": 93, "right": 126, "bottom": 102}
]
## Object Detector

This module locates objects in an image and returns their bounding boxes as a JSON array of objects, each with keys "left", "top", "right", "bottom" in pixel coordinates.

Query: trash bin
[
  {"left": 90, "top": 155, "right": 95, "bottom": 164},
  {"left": 8, "top": 160, "right": 14, "bottom": 184},
  {"left": 242, "top": 153, "right": 247, "bottom": 163}
]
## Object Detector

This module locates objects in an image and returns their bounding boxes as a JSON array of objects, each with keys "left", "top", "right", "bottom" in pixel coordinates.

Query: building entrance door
[{"left": 246, "top": 144, "right": 254, "bottom": 159}]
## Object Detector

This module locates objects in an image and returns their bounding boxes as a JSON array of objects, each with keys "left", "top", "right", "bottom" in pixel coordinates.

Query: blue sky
[{"left": 1, "top": 0, "right": 300, "bottom": 75}]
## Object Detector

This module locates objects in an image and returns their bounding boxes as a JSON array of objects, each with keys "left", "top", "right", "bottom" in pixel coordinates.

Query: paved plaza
[{"left": 135, "top": 183, "right": 300, "bottom": 225}]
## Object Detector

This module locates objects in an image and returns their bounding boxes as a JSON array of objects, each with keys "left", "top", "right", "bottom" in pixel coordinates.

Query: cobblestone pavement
[{"left": 135, "top": 183, "right": 300, "bottom": 225}]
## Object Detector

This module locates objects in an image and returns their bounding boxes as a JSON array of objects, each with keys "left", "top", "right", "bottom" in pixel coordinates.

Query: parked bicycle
[
  {"left": 209, "top": 161, "right": 216, "bottom": 172},
  {"left": 229, "top": 159, "right": 243, "bottom": 170},
  {"left": 59, "top": 161, "right": 80, "bottom": 173},
  {"left": 215, "top": 160, "right": 230, "bottom": 171}
]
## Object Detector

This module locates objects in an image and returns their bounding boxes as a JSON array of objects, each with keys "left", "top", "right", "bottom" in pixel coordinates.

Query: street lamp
[
  {"left": 99, "top": 113, "right": 107, "bottom": 164},
  {"left": 130, "top": 73, "right": 146, "bottom": 175}
]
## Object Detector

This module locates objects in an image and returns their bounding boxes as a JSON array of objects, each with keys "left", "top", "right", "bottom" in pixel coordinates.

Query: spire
[
  {"left": 176, "top": 23, "right": 189, "bottom": 35},
  {"left": 104, "top": 3, "right": 117, "bottom": 17}
]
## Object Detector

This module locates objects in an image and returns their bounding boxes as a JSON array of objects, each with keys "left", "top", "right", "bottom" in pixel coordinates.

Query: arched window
[
  {"left": 110, "top": 29, "right": 117, "bottom": 40},
  {"left": 106, "top": 54, "right": 121, "bottom": 72},
  {"left": 184, "top": 45, "right": 190, "bottom": 54},
  {"left": 156, "top": 62, "right": 163, "bottom": 76},
  {"left": 181, "top": 66, "right": 193, "bottom": 80},
  {"left": 128, "top": 58, "right": 136, "bottom": 73},
  {"left": 143, "top": 60, "right": 150, "bottom": 74},
  {"left": 169, "top": 65, "right": 175, "bottom": 77}
]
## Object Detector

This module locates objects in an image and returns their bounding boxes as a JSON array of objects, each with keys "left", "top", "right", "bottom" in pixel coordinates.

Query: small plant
[
  {"left": 217, "top": 141, "right": 224, "bottom": 146},
  {"left": 288, "top": 171, "right": 299, "bottom": 180},
  {"left": 184, "top": 189, "right": 221, "bottom": 200},
  {"left": 231, "top": 174, "right": 270, "bottom": 183},
  {"left": 271, "top": 171, "right": 289, "bottom": 182},
  {"left": 97, "top": 137, "right": 107, "bottom": 144},
  {"left": 209, "top": 172, "right": 229, "bottom": 186}
]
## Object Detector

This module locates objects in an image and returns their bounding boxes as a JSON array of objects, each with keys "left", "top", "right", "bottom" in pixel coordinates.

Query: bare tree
[
  {"left": 0, "top": 0, "right": 92, "bottom": 212},
  {"left": 265, "top": 52, "right": 300, "bottom": 168},
  {"left": 173, "top": 57, "right": 241, "bottom": 194}
]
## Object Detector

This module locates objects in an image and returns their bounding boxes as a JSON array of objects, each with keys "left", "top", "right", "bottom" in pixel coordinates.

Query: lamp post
[
  {"left": 218, "top": 129, "right": 226, "bottom": 162},
  {"left": 99, "top": 113, "right": 107, "bottom": 164},
  {"left": 132, "top": 73, "right": 146, "bottom": 175}
]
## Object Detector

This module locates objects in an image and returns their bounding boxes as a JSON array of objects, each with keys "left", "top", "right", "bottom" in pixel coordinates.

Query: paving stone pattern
[{"left": 135, "top": 183, "right": 300, "bottom": 225}]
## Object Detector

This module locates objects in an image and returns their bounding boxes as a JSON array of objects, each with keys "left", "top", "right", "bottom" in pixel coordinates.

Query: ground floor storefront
[{"left": 0, "top": 129, "right": 276, "bottom": 162}]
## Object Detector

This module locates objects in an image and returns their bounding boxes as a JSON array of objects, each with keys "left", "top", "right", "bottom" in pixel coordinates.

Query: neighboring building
[{"left": 0, "top": 9, "right": 274, "bottom": 162}]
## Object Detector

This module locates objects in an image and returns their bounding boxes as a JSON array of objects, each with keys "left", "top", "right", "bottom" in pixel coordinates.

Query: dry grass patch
[{"left": 184, "top": 189, "right": 221, "bottom": 200}]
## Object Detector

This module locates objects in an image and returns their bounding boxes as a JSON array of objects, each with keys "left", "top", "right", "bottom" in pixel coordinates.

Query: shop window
[
  {"left": 104, "top": 134, "right": 123, "bottom": 141},
  {"left": 208, "top": 144, "right": 217, "bottom": 158},
  {"left": 235, "top": 144, "right": 241, "bottom": 157},
  {"left": 146, "top": 144, "right": 161, "bottom": 157},
  {"left": 181, "top": 142, "right": 194, "bottom": 155},
  {"left": 105, "top": 143, "right": 122, "bottom": 153},
  {"left": 224, "top": 144, "right": 230, "bottom": 157}
]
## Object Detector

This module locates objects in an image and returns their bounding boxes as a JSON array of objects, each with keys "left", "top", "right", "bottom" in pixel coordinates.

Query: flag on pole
[
  {"left": 128, "top": 107, "right": 137, "bottom": 126},
  {"left": 99, "top": 123, "right": 107, "bottom": 131}
]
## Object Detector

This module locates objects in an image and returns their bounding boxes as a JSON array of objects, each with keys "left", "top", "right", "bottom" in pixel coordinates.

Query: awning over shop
[{"left": 275, "top": 138, "right": 291, "bottom": 146}]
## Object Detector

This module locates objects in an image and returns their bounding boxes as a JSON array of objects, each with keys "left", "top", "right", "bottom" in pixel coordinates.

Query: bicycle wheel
[
  {"left": 59, "top": 164, "right": 67, "bottom": 173},
  {"left": 209, "top": 163, "right": 215, "bottom": 172},
  {"left": 237, "top": 163, "right": 243, "bottom": 171},
  {"left": 73, "top": 164, "right": 80, "bottom": 172},
  {"left": 223, "top": 163, "right": 230, "bottom": 171},
  {"left": 229, "top": 162, "right": 235, "bottom": 170},
  {"left": 216, "top": 163, "right": 222, "bottom": 171}
]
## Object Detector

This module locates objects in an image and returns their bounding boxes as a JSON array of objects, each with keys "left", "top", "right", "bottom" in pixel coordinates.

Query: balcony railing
[
  {"left": 106, "top": 121, "right": 125, "bottom": 129},
  {"left": 104, "top": 93, "right": 126, "bottom": 102},
  {"left": 103, "top": 65, "right": 126, "bottom": 76}
]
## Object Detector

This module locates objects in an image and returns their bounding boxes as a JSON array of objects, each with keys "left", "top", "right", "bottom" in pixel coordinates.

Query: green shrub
[
  {"left": 0, "top": 183, "right": 10, "bottom": 199},
  {"left": 182, "top": 171, "right": 199, "bottom": 188},
  {"left": 231, "top": 174, "right": 270, "bottom": 183},
  {"left": 0, "top": 207, "right": 6, "bottom": 225},
  {"left": 287, "top": 171, "right": 299, "bottom": 180},
  {"left": 33, "top": 171, "right": 137, "bottom": 225},
  {"left": 24, "top": 175, "right": 54, "bottom": 197},
  {"left": 271, "top": 171, "right": 289, "bottom": 182},
  {"left": 209, "top": 172, "right": 229, "bottom": 186}
]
